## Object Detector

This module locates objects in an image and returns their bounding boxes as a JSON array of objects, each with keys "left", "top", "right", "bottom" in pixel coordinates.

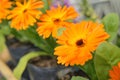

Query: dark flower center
[
  {"left": 76, "top": 39, "right": 85, "bottom": 47},
  {"left": 23, "top": 9, "right": 27, "bottom": 13},
  {"left": 54, "top": 19, "right": 61, "bottom": 24}
]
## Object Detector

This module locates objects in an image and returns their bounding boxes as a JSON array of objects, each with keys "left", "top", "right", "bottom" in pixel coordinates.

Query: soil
[
  {"left": 29, "top": 56, "right": 89, "bottom": 80},
  {"left": 29, "top": 56, "right": 58, "bottom": 68},
  {"left": 58, "top": 69, "right": 89, "bottom": 80}
]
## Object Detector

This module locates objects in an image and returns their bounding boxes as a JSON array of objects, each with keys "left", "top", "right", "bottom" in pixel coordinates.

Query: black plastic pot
[
  {"left": 27, "top": 63, "right": 89, "bottom": 80},
  {"left": 7, "top": 47, "right": 35, "bottom": 80},
  {"left": 6, "top": 38, "right": 40, "bottom": 80},
  {"left": 8, "top": 45, "right": 40, "bottom": 63},
  {"left": 6, "top": 37, "right": 40, "bottom": 62},
  {"left": 28, "top": 64, "right": 66, "bottom": 80},
  {"left": 56, "top": 66, "right": 90, "bottom": 80}
]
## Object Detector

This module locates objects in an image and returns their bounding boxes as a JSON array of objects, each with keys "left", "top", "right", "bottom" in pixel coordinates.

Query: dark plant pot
[
  {"left": 6, "top": 38, "right": 40, "bottom": 80},
  {"left": 8, "top": 44, "right": 40, "bottom": 63},
  {"left": 9, "top": 46, "right": 30, "bottom": 62},
  {"left": 8, "top": 45, "right": 40, "bottom": 80},
  {"left": 27, "top": 55, "right": 89, "bottom": 80},
  {"left": 28, "top": 64, "right": 66, "bottom": 80},
  {"left": 6, "top": 37, "right": 40, "bottom": 62},
  {"left": 56, "top": 66, "right": 89, "bottom": 80},
  {"left": 6, "top": 54, "right": 30, "bottom": 80},
  {"left": 28, "top": 63, "right": 89, "bottom": 80}
]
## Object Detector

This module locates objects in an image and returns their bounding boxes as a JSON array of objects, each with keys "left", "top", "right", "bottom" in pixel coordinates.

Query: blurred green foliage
[
  {"left": 102, "top": 13, "right": 119, "bottom": 41},
  {"left": 0, "top": 20, "right": 10, "bottom": 53},
  {"left": 94, "top": 42, "right": 120, "bottom": 80},
  {"left": 71, "top": 76, "right": 88, "bottom": 80}
]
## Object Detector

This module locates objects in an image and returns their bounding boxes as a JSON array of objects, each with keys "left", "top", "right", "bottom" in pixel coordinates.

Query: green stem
[
  {"left": 45, "top": 36, "right": 57, "bottom": 54},
  {"left": 13, "top": 51, "right": 49, "bottom": 80}
]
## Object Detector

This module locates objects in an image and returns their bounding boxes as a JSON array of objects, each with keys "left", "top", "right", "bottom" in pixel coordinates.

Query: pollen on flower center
[
  {"left": 54, "top": 18, "right": 61, "bottom": 24},
  {"left": 76, "top": 39, "right": 85, "bottom": 47}
]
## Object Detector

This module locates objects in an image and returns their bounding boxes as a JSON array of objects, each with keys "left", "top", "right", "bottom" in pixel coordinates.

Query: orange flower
[
  {"left": 54, "top": 21, "right": 109, "bottom": 66},
  {"left": 7, "top": 0, "right": 44, "bottom": 30},
  {"left": 16, "top": 0, "right": 23, "bottom": 3},
  {"left": 109, "top": 62, "right": 120, "bottom": 80},
  {"left": 0, "top": 0, "right": 12, "bottom": 23},
  {"left": 15, "top": 0, "right": 39, "bottom": 3},
  {"left": 37, "top": 5, "right": 78, "bottom": 38}
]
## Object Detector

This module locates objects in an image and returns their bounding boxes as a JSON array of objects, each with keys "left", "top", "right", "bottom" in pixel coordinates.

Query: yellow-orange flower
[
  {"left": 15, "top": 0, "right": 40, "bottom": 3},
  {"left": 109, "top": 62, "right": 120, "bottom": 80},
  {"left": 54, "top": 21, "right": 109, "bottom": 66},
  {"left": 16, "top": 0, "right": 23, "bottom": 3},
  {"left": 7, "top": 0, "right": 44, "bottom": 30},
  {"left": 0, "top": 0, "right": 12, "bottom": 23},
  {"left": 37, "top": 5, "right": 78, "bottom": 38}
]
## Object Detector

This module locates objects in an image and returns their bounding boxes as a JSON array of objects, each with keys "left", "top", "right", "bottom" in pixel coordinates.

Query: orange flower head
[
  {"left": 7, "top": 0, "right": 44, "bottom": 30},
  {"left": 37, "top": 5, "right": 78, "bottom": 38},
  {"left": 0, "top": 0, "right": 12, "bottom": 23},
  {"left": 54, "top": 21, "right": 109, "bottom": 66},
  {"left": 16, "top": 0, "right": 24, "bottom": 3},
  {"left": 109, "top": 62, "right": 120, "bottom": 80}
]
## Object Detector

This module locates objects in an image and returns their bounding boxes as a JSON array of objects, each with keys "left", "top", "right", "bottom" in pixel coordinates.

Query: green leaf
[
  {"left": 45, "top": 36, "right": 57, "bottom": 54},
  {"left": 71, "top": 76, "right": 88, "bottom": 80},
  {"left": 40, "top": 0, "right": 49, "bottom": 13},
  {"left": 13, "top": 51, "right": 49, "bottom": 80},
  {"left": 57, "top": 27, "right": 66, "bottom": 36},
  {"left": 0, "top": 26, "right": 11, "bottom": 35},
  {"left": 94, "top": 42, "right": 120, "bottom": 80},
  {"left": 102, "top": 13, "right": 119, "bottom": 41},
  {"left": 11, "top": 27, "right": 55, "bottom": 54},
  {"left": 80, "top": 60, "right": 98, "bottom": 80},
  {"left": 0, "top": 20, "right": 11, "bottom": 35},
  {"left": 42, "top": 0, "right": 49, "bottom": 10},
  {"left": 0, "top": 34, "right": 6, "bottom": 53}
]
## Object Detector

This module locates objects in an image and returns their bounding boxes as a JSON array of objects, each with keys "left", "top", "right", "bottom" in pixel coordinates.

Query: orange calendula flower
[
  {"left": 109, "top": 62, "right": 120, "bottom": 80},
  {"left": 16, "top": 0, "right": 23, "bottom": 3},
  {"left": 54, "top": 21, "right": 109, "bottom": 66},
  {"left": 37, "top": 5, "right": 78, "bottom": 38},
  {"left": 0, "top": 0, "right": 12, "bottom": 23},
  {"left": 7, "top": 0, "right": 44, "bottom": 30}
]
